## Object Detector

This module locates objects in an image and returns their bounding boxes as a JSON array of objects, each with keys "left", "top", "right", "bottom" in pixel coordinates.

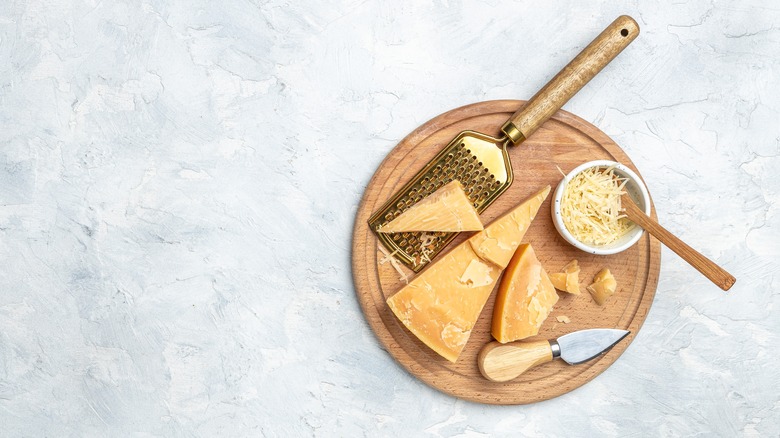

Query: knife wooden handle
[
  {"left": 502, "top": 15, "right": 639, "bottom": 144},
  {"left": 621, "top": 194, "right": 736, "bottom": 291},
  {"left": 478, "top": 340, "right": 553, "bottom": 382}
]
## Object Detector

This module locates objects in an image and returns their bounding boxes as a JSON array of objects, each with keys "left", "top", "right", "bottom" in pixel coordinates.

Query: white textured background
[{"left": 1, "top": 0, "right": 778, "bottom": 436}]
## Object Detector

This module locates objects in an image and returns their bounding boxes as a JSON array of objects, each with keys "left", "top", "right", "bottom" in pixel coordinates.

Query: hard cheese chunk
[
  {"left": 492, "top": 244, "right": 559, "bottom": 343},
  {"left": 378, "top": 180, "right": 483, "bottom": 233},
  {"left": 386, "top": 186, "right": 551, "bottom": 362},
  {"left": 587, "top": 268, "right": 617, "bottom": 305},
  {"left": 549, "top": 259, "right": 580, "bottom": 295},
  {"left": 468, "top": 186, "right": 551, "bottom": 268},
  {"left": 386, "top": 244, "right": 500, "bottom": 362}
]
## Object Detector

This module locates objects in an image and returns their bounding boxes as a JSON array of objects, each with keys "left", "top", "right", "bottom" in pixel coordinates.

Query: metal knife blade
[{"left": 553, "top": 328, "right": 630, "bottom": 365}]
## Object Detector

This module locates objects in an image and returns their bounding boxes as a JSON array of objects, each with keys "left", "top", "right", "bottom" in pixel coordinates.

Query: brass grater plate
[{"left": 368, "top": 131, "right": 512, "bottom": 272}]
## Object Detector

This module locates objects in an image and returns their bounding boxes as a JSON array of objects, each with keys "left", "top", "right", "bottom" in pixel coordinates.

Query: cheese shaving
[
  {"left": 378, "top": 245, "right": 409, "bottom": 284},
  {"left": 419, "top": 232, "right": 436, "bottom": 247},
  {"left": 560, "top": 166, "right": 633, "bottom": 246},
  {"left": 418, "top": 232, "right": 436, "bottom": 264}
]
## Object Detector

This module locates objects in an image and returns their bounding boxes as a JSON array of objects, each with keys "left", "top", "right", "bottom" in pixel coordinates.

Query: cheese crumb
[
  {"left": 556, "top": 315, "right": 571, "bottom": 324},
  {"left": 587, "top": 268, "right": 618, "bottom": 305},
  {"left": 549, "top": 259, "right": 580, "bottom": 294}
]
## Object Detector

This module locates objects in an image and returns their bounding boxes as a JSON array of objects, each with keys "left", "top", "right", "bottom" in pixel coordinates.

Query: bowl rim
[{"left": 551, "top": 160, "right": 652, "bottom": 255}]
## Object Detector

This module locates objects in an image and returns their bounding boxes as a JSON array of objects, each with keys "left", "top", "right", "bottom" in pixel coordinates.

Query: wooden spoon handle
[
  {"left": 478, "top": 340, "right": 553, "bottom": 382},
  {"left": 622, "top": 195, "right": 736, "bottom": 291},
  {"left": 501, "top": 15, "right": 639, "bottom": 144}
]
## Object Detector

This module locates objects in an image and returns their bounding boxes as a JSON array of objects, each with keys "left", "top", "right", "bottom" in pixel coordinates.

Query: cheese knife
[{"left": 478, "top": 328, "right": 630, "bottom": 382}]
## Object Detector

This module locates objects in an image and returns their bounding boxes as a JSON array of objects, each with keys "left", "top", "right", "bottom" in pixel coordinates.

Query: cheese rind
[
  {"left": 491, "top": 244, "right": 559, "bottom": 343},
  {"left": 468, "top": 186, "right": 551, "bottom": 268},
  {"left": 378, "top": 180, "right": 483, "bottom": 233},
  {"left": 386, "top": 186, "right": 551, "bottom": 362}
]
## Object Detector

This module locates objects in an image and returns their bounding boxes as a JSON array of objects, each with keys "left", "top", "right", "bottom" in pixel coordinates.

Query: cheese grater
[{"left": 369, "top": 16, "right": 639, "bottom": 272}]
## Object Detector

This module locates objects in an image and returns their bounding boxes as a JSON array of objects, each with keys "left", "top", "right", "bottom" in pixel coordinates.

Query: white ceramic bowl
[{"left": 551, "top": 160, "right": 652, "bottom": 255}]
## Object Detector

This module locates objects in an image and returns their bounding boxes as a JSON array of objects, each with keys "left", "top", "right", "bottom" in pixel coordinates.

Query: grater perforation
[{"left": 369, "top": 132, "right": 513, "bottom": 272}]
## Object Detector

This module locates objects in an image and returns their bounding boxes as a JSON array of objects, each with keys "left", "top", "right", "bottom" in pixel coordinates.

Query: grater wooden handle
[{"left": 502, "top": 15, "right": 639, "bottom": 144}]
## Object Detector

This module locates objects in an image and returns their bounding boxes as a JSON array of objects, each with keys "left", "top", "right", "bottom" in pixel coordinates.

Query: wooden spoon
[{"left": 621, "top": 194, "right": 736, "bottom": 291}]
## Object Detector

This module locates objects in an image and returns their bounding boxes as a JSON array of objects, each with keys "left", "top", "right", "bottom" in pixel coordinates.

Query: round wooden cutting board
[{"left": 352, "top": 100, "right": 661, "bottom": 405}]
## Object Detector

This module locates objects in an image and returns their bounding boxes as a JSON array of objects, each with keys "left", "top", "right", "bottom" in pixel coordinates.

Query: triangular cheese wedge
[
  {"left": 386, "top": 186, "right": 551, "bottom": 362},
  {"left": 468, "top": 186, "right": 551, "bottom": 268},
  {"left": 492, "top": 244, "right": 559, "bottom": 343},
  {"left": 378, "top": 180, "right": 483, "bottom": 233}
]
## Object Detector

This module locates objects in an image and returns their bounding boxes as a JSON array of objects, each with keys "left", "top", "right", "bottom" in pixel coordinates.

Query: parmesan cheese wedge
[
  {"left": 378, "top": 180, "right": 483, "bottom": 233},
  {"left": 587, "top": 268, "right": 617, "bottom": 305},
  {"left": 468, "top": 186, "right": 551, "bottom": 268},
  {"left": 491, "top": 244, "right": 559, "bottom": 343},
  {"left": 549, "top": 259, "right": 580, "bottom": 294},
  {"left": 386, "top": 186, "right": 551, "bottom": 362}
]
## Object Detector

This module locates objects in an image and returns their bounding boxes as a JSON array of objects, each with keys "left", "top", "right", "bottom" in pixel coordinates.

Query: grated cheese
[
  {"left": 560, "top": 166, "right": 633, "bottom": 246},
  {"left": 378, "top": 245, "right": 409, "bottom": 284},
  {"left": 418, "top": 232, "right": 436, "bottom": 264}
]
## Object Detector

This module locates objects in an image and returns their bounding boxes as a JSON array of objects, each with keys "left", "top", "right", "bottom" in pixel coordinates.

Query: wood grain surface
[{"left": 351, "top": 100, "right": 661, "bottom": 405}]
